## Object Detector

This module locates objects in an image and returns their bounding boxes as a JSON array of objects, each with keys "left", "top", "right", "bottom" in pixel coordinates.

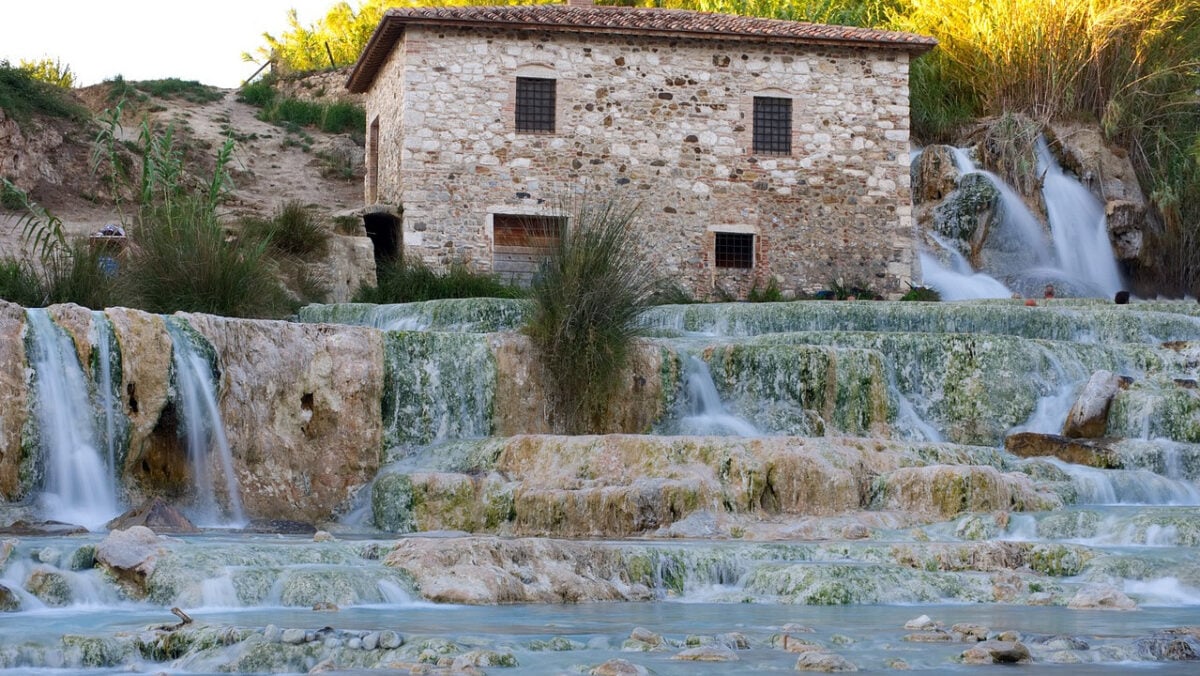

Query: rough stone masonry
[{"left": 350, "top": 4, "right": 934, "bottom": 299}]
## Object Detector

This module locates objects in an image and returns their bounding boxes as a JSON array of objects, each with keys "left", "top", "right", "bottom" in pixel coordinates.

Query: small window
[
  {"left": 715, "top": 232, "right": 754, "bottom": 269},
  {"left": 516, "top": 77, "right": 556, "bottom": 133},
  {"left": 753, "top": 96, "right": 792, "bottom": 154}
]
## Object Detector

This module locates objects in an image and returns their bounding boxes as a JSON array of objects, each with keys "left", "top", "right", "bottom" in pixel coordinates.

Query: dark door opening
[{"left": 363, "top": 212, "right": 401, "bottom": 262}]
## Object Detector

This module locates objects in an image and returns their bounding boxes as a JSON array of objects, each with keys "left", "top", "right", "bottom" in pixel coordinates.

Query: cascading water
[
  {"left": 165, "top": 320, "right": 245, "bottom": 528},
  {"left": 91, "top": 311, "right": 123, "bottom": 505},
  {"left": 25, "top": 309, "right": 120, "bottom": 530},
  {"left": 920, "top": 140, "right": 1124, "bottom": 299},
  {"left": 1037, "top": 137, "right": 1124, "bottom": 297},
  {"left": 672, "top": 355, "right": 759, "bottom": 436}
]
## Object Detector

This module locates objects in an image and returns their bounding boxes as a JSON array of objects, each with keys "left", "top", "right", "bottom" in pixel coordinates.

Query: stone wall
[{"left": 364, "top": 27, "right": 916, "bottom": 299}]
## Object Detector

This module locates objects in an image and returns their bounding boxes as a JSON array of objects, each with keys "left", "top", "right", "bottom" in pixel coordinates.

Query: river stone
[
  {"left": 630, "top": 628, "right": 662, "bottom": 647},
  {"left": 106, "top": 498, "right": 199, "bottom": 534},
  {"left": 25, "top": 568, "right": 71, "bottom": 606},
  {"left": 179, "top": 313, "right": 384, "bottom": 522},
  {"left": 452, "top": 649, "right": 518, "bottom": 668},
  {"left": 718, "top": 632, "right": 751, "bottom": 650},
  {"left": 952, "top": 623, "right": 990, "bottom": 641},
  {"left": 0, "top": 520, "right": 88, "bottom": 536},
  {"left": 0, "top": 301, "right": 29, "bottom": 501},
  {"left": 1063, "top": 371, "right": 1127, "bottom": 438},
  {"left": 94, "top": 526, "right": 164, "bottom": 594},
  {"left": 590, "top": 659, "right": 649, "bottom": 676},
  {"left": 1067, "top": 584, "right": 1138, "bottom": 610},
  {"left": 960, "top": 640, "right": 1031, "bottom": 664},
  {"left": 1006, "top": 432, "right": 1121, "bottom": 469},
  {"left": 35, "top": 547, "right": 61, "bottom": 566},
  {"left": 672, "top": 646, "right": 738, "bottom": 661},
  {"left": 904, "top": 614, "right": 938, "bottom": 630},
  {"left": 794, "top": 651, "right": 858, "bottom": 672},
  {"left": 280, "top": 628, "right": 306, "bottom": 644},
  {"left": 378, "top": 630, "right": 403, "bottom": 649},
  {"left": 0, "top": 582, "right": 20, "bottom": 611}
]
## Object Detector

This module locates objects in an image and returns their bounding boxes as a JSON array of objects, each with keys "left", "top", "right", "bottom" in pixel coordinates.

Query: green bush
[
  {"left": 900, "top": 285, "right": 941, "bottom": 301},
  {"left": 524, "top": 194, "right": 660, "bottom": 433},
  {"left": 355, "top": 256, "right": 521, "bottom": 304},
  {"left": 133, "top": 78, "right": 224, "bottom": 103},
  {"left": 122, "top": 197, "right": 289, "bottom": 318},
  {"left": 240, "top": 201, "right": 330, "bottom": 258},
  {"left": 237, "top": 80, "right": 277, "bottom": 107},
  {"left": 746, "top": 279, "right": 784, "bottom": 302},
  {"left": 239, "top": 80, "right": 366, "bottom": 138},
  {"left": 0, "top": 61, "right": 87, "bottom": 126},
  {"left": 1, "top": 180, "right": 25, "bottom": 210},
  {"left": 0, "top": 258, "right": 45, "bottom": 306}
]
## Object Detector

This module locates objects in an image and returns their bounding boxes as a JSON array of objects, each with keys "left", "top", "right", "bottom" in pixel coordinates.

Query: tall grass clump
[
  {"left": 241, "top": 201, "right": 331, "bottom": 258},
  {"left": 354, "top": 256, "right": 521, "bottom": 304},
  {"left": 524, "top": 194, "right": 660, "bottom": 433}
]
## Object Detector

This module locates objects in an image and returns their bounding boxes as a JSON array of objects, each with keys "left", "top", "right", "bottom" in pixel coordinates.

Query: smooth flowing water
[
  {"left": 164, "top": 321, "right": 246, "bottom": 528},
  {"left": 24, "top": 310, "right": 120, "bottom": 531}
]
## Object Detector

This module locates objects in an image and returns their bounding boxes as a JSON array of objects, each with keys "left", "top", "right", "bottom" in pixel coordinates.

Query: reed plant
[
  {"left": 240, "top": 201, "right": 331, "bottom": 258},
  {"left": 524, "top": 193, "right": 660, "bottom": 433}
]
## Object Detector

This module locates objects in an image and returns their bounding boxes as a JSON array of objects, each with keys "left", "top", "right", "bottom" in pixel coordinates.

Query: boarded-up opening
[
  {"left": 363, "top": 212, "right": 401, "bottom": 262},
  {"left": 492, "top": 214, "right": 565, "bottom": 286}
]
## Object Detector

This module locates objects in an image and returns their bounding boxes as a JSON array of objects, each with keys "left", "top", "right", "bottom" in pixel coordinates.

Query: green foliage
[
  {"left": 237, "top": 80, "right": 277, "bottom": 107},
  {"left": 122, "top": 196, "right": 288, "bottom": 317},
  {"left": 1, "top": 179, "right": 26, "bottom": 210},
  {"left": 524, "top": 193, "right": 660, "bottom": 433},
  {"left": 900, "top": 285, "right": 941, "bottom": 301},
  {"left": 238, "top": 79, "right": 365, "bottom": 136},
  {"left": 355, "top": 256, "right": 521, "bottom": 304},
  {"left": 17, "top": 57, "right": 75, "bottom": 89},
  {"left": 0, "top": 258, "right": 45, "bottom": 306},
  {"left": 746, "top": 279, "right": 784, "bottom": 302},
  {"left": 240, "top": 201, "right": 331, "bottom": 258},
  {"left": 0, "top": 60, "right": 86, "bottom": 126},
  {"left": 134, "top": 78, "right": 224, "bottom": 103}
]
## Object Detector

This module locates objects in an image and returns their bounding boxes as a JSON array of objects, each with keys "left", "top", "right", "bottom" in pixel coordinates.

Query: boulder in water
[
  {"left": 1067, "top": 584, "right": 1137, "bottom": 611},
  {"left": 106, "top": 498, "right": 199, "bottom": 534},
  {"left": 94, "top": 526, "right": 165, "bottom": 596},
  {"left": 794, "top": 651, "right": 858, "bottom": 672},
  {"left": 1005, "top": 433, "right": 1121, "bottom": 469},
  {"left": 672, "top": 645, "right": 738, "bottom": 661},
  {"left": 0, "top": 582, "right": 20, "bottom": 612},
  {"left": 0, "top": 520, "right": 88, "bottom": 536},
  {"left": 960, "top": 640, "right": 1032, "bottom": 664},
  {"left": 1062, "top": 370, "right": 1128, "bottom": 438},
  {"left": 589, "top": 659, "right": 649, "bottom": 676}
]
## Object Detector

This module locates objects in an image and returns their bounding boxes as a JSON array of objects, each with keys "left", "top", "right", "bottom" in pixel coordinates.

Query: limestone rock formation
[
  {"left": 0, "top": 301, "right": 29, "bottom": 500},
  {"left": 911, "top": 145, "right": 961, "bottom": 204},
  {"left": 180, "top": 313, "right": 384, "bottom": 522},
  {"left": 106, "top": 498, "right": 199, "bottom": 534},
  {"left": 1067, "top": 584, "right": 1138, "bottom": 611},
  {"left": 95, "top": 526, "right": 165, "bottom": 596},
  {"left": 960, "top": 640, "right": 1032, "bottom": 664},
  {"left": 1062, "top": 370, "right": 1128, "bottom": 438},
  {"left": 1005, "top": 432, "right": 1121, "bottom": 469},
  {"left": 382, "top": 536, "right": 654, "bottom": 604}
]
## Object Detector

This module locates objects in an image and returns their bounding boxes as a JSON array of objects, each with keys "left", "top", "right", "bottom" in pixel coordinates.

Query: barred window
[
  {"left": 516, "top": 77, "right": 556, "bottom": 133},
  {"left": 715, "top": 232, "right": 754, "bottom": 269},
  {"left": 753, "top": 96, "right": 792, "bottom": 154}
]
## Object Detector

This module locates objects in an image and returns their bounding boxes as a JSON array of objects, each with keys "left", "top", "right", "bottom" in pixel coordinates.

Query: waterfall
[
  {"left": 1037, "top": 137, "right": 1124, "bottom": 297},
  {"left": 674, "top": 356, "right": 759, "bottom": 436},
  {"left": 165, "top": 321, "right": 246, "bottom": 528},
  {"left": 25, "top": 310, "right": 120, "bottom": 530},
  {"left": 918, "top": 252, "right": 1012, "bottom": 301},
  {"left": 91, "top": 312, "right": 123, "bottom": 504}
]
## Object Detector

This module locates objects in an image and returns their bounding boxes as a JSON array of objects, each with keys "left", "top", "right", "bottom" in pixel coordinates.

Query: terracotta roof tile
[{"left": 348, "top": 5, "right": 935, "bottom": 92}]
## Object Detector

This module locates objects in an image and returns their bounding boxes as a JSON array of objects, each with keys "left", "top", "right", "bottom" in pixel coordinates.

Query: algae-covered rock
[
  {"left": 0, "top": 582, "right": 20, "bottom": 611},
  {"left": 1108, "top": 383, "right": 1200, "bottom": 443},
  {"left": 372, "top": 471, "right": 415, "bottom": 533},
  {"left": 61, "top": 635, "right": 133, "bottom": 668},
  {"left": 24, "top": 567, "right": 72, "bottom": 606},
  {"left": 881, "top": 465, "right": 1061, "bottom": 518}
]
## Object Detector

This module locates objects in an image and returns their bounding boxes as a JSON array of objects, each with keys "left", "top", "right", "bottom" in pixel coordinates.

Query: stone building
[{"left": 347, "top": 1, "right": 934, "bottom": 298}]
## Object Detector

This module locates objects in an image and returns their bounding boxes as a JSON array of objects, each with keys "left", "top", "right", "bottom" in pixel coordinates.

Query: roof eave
[{"left": 347, "top": 14, "right": 937, "bottom": 93}]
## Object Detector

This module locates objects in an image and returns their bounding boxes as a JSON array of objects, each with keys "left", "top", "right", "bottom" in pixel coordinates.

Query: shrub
[
  {"left": 122, "top": 197, "right": 288, "bottom": 317},
  {"left": 1, "top": 180, "right": 25, "bottom": 210},
  {"left": 237, "top": 80, "right": 277, "bottom": 107},
  {"left": 900, "top": 285, "right": 941, "bottom": 302},
  {"left": 746, "top": 279, "right": 784, "bottom": 302},
  {"left": 524, "top": 194, "right": 660, "bottom": 433},
  {"left": 354, "top": 256, "right": 521, "bottom": 304},
  {"left": 17, "top": 57, "right": 74, "bottom": 89},
  {"left": 241, "top": 201, "right": 330, "bottom": 258},
  {"left": 0, "top": 258, "right": 45, "bottom": 306},
  {"left": 133, "top": 78, "right": 224, "bottom": 103},
  {"left": 0, "top": 60, "right": 87, "bottom": 126}
]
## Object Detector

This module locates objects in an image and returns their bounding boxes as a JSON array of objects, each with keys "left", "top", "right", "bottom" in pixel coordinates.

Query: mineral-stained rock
[
  {"left": 0, "top": 300, "right": 29, "bottom": 501},
  {"left": 94, "top": 526, "right": 164, "bottom": 596},
  {"left": 881, "top": 465, "right": 1061, "bottom": 518},
  {"left": 0, "top": 582, "right": 18, "bottom": 611},
  {"left": 1067, "top": 584, "right": 1137, "bottom": 610},
  {"left": 24, "top": 567, "right": 72, "bottom": 606},
  {"left": 912, "top": 145, "right": 963, "bottom": 204},
  {"left": 106, "top": 498, "right": 199, "bottom": 534},
  {"left": 794, "top": 651, "right": 858, "bottom": 672},
  {"left": 382, "top": 536, "right": 654, "bottom": 604},
  {"left": 179, "top": 314, "right": 383, "bottom": 522},
  {"left": 1005, "top": 432, "right": 1121, "bottom": 469},
  {"left": 1062, "top": 370, "right": 1127, "bottom": 438},
  {"left": 672, "top": 646, "right": 738, "bottom": 661},
  {"left": 960, "top": 640, "right": 1031, "bottom": 664},
  {"left": 590, "top": 658, "right": 649, "bottom": 676},
  {"left": 0, "top": 520, "right": 88, "bottom": 536}
]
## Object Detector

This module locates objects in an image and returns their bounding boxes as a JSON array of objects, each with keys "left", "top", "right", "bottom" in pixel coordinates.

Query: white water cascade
[
  {"left": 91, "top": 312, "right": 122, "bottom": 504},
  {"left": 166, "top": 322, "right": 246, "bottom": 528},
  {"left": 920, "top": 142, "right": 1124, "bottom": 299},
  {"left": 675, "top": 356, "right": 759, "bottom": 436},
  {"left": 1037, "top": 137, "right": 1124, "bottom": 297},
  {"left": 26, "top": 310, "right": 120, "bottom": 530}
]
